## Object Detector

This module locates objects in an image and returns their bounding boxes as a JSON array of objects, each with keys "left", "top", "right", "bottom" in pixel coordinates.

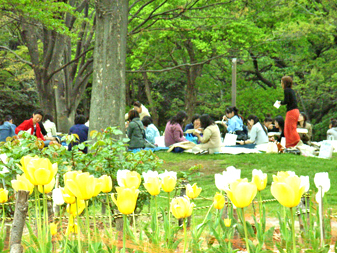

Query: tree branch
[{"left": 0, "top": 46, "right": 33, "bottom": 66}]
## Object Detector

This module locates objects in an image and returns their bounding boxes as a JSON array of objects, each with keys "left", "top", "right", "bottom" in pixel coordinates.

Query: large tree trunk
[
  {"left": 90, "top": 0, "right": 128, "bottom": 133},
  {"left": 142, "top": 72, "right": 159, "bottom": 125}
]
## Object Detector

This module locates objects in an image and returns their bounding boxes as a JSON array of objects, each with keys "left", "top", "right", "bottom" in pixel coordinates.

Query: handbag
[{"left": 234, "top": 130, "right": 248, "bottom": 141}]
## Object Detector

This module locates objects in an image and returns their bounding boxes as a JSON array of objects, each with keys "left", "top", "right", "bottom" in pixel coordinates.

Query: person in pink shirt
[{"left": 164, "top": 111, "right": 188, "bottom": 152}]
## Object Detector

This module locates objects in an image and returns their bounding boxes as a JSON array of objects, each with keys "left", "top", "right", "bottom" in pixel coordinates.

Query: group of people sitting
[{"left": 0, "top": 109, "right": 89, "bottom": 153}]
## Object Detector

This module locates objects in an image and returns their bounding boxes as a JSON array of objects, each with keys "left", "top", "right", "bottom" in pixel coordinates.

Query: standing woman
[{"left": 278, "top": 76, "right": 300, "bottom": 147}]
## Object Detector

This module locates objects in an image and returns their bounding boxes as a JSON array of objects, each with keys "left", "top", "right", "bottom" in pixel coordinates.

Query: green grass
[{"left": 155, "top": 152, "right": 337, "bottom": 220}]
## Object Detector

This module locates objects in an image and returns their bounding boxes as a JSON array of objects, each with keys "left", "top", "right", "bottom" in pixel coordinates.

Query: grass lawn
[{"left": 155, "top": 152, "right": 337, "bottom": 221}]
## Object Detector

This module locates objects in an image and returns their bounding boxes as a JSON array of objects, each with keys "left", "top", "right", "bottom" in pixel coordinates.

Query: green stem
[
  {"left": 123, "top": 214, "right": 127, "bottom": 253},
  {"left": 202, "top": 203, "right": 214, "bottom": 224},
  {"left": 75, "top": 198, "right": 81, "bottom": 253},
  {"left": 132, "top": 212, "right": 136, "bottom": 233},
  {"left": 1, "top": 204, "right": 5, "bottom": 235},
  {"left": 290, "top": 207, "right": 296, "bottom": 253},
  {"left": 34, "top": 187, "right": 42, "bottom": 248},
  {"left": 183, "top": 218, "right": 187, "bottom": 253},
  {"left": 258, "top": 191, "right": 263, "bottom": 223},
  {"left": 167, "top": 192, "right": 171, "bottom": 245},
  {"left": 93, "top": 200, "right": 97, "bottom": 241},
  {"left": 155, "top": 195, "right": 158, "bottom": 239},
  {"left": 85, "top": 200, "right": 91, "bottom": 250},
  {"left": 241, "top": 208, "right": 250, "bottom": 253},
  {"left": 106, "top": 193, "right": 113, "bottom": 235},
  {"left": 43, "top": 186, "right": 48, "bottom": 238}
]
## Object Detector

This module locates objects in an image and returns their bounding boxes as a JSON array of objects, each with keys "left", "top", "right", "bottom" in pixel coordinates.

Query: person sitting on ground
[
  {"left": 192, "top": 114, "right": 221, "bottom": 154},
  {"left": 127, "top": 109, "right": 146, "bottom": 150},
  {"left": 42, "top": 114, "right": 57, "bottom": 137},
  {"left": 238, "top": 115, "right": 269, "bottom": 145},
  {"left": 264, "top": 115, "right": 274, "bottom": 132},
  {"left": 297, "top": 112, "right": 312, "bottom": 145},
  {"left": 125, "top": 101, "right": 151, "bottom": 121},
  {"left": 221, "top": 106, "right": 247, "bottom": 140},
  {"left": 184, "top": 114, "right": 201, "bottom": 132},
  {"left": 142, "top": 116, "right": 160, "bottom": 144},
  {"left": 0, "top": 115, "right": 16, "bottom": 142},
  {"left": 15, "top": 109, "right": 45, "bottom": 141},
  {"left": 270, "top": 115, "right": 285, "bottom": 142},
  {"left": 68, "top": 114, "right": 89, "bottom": 153},
  {"left": 164, "top": 111, "right": 188, "bottom": 152},
  {"left": 327, "top": 119, "right": 337, "bottom": 140}
]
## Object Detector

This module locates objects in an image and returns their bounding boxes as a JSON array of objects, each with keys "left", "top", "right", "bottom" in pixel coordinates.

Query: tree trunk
[
  {"left": 90, "top": 0, "right": 129, "bottom": 133},
  {"left": 142, "top": 72, "right": 159, "bottom": 125},
  {"left": 10, "top": 191, "right": 29, "bottom": 253}
]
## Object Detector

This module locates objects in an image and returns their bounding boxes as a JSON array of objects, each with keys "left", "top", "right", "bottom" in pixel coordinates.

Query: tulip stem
[
  {"left": 1, "top": 204, "right": 5, "bottom": 234},
  {"left": 202, "top": 203, "right": 214, "bottom": 225},
  {"left": 290, "top": 207, "right": 296, "bottom": 253},
  {"left": 75, "top": 198, "right": 81, "bottom": 253},
  {"left": 258, "top": 191, "right": 263, "bottom": 223},
  {"left": 155, "top": 195, "right": 159, "bottom": 240},
  {"left": 85, "top": 200, "right": 92, "bottom": 250},
  {"left": 167, "top": 192, "right": 171, "bottom": 245},
  {"left": 106, "top": 193, "right": 113, "bottom": 235},
  {"left": 183, "top": 218, "right": 187, "bottom": 253},
  {"left": 240, "top": 208, "right": 250, "bottom": 253},
  {"left": 42, "top": 186, "right": 48, "bottom": 238},
  {"left": 34, "top": 187, "right": 42, "bottom": 249},
  {"left": 123, "top": 214, "right": 127, "bottom": 253},
  {"left": 93, "top": 201, "right": 97, "bottom": 241}
]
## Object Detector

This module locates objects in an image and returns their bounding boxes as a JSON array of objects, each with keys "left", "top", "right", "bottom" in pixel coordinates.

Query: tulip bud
[
  {"left": 52, "top": 188, "right": 65, "bottom": 206},
  {"left": 160, "top": 170, "right": 177, "bottom": 193},
  {"left": 252, "top": 169, "right": 267, "bottom": 191},
  {"left": 100, "top": 175, "right": 113, "bottom": 193},
  {"left": 11, "top": 173, "right": 34, "bottom": 195},
  {"left": 144, "top": 176, "right": 161, "bottom": 196},
  {"left": 111, "top": 187, "right": 139, "bottom": 215},
  {"left": 225, "top": 179, "right": 257, "bottom": 208},
  {"left": 224, "top": 218, "right": 231, "bottom": 227},
  {"left": 38, "top": 177, "right": 56, "bottom": 194},
  {"left": 50, "top": 222, "right": 57, "bottom": 236},
  {"left": 186, "top": 183, "right": 202, "bottom": 199},
  {"left": 214, "top": 192, "right": 225, "bottom": 210},
  {"left": 0, "top": 188, "right": 8, "bottom": 203}
]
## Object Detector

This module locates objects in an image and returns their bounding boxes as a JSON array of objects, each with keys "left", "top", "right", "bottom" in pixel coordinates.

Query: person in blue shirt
[
  {"left": 68, "top": 114, "right": 89, "bottom": 153},
  {"left": 142, "top": 116, "right": 160, "bottom": 144},
  {"left": 221, "top": 106, "right": 243, "bottom": 133},
  {"left": 0, "top": 115, "right": 16, "bottom": 142},
  {"left": 184, "top": 114, "right": 201, "bottom": 132}
]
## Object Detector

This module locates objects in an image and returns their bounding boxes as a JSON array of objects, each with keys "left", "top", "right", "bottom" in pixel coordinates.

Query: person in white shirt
[
  {"left": 125, "top": 101, "right": 151, "bottom": 121},
  {"left": 238, "top": 115, "right": 269, "bottom": 145},
  {"left": 42, "top": 114, "right": 57, "bottom": 137}
]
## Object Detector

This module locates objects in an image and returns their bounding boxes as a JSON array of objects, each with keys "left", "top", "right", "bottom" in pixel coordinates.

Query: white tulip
[
  {"left": 314, "top": 172, "right": 330, "bottom": 196},
  {"left": 117, "top": 169, "right": 130, "bottom": 187},
  {"left": 287, "top": 171, "right": 296, "bottom": 177},
  {"left": 52, "top": 188, "right": 65, "bottom": 206},
  {"left": 300, "top": 176, "right": 310, "bottom": 192},
  {"left": 215, "top": 166, "right": 241, "bottom": 191},
  {"left": 159, "top": 170, "right": 177, "bottom": 180},
  {"left": 142, "top": 170, "right": 159, "bottom": 183}
]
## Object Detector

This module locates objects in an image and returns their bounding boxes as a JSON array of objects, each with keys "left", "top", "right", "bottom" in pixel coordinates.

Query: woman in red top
[
  {"left": 15, "top": 109, "right": 45, "bottom": 141},
  {"left": 277, "top": 76, "right": 300, "bottom": 147}
]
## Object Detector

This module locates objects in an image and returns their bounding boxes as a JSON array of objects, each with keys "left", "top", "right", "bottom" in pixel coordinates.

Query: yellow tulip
[
  {"left": 50, "top": 222, "right": 57, "bottom": 236},
  {"left": 0, "top": 188, "right": 8, "bottom": 203},
  {"left": 214, "top": 192, "right": 225, "bottom": 210},
  {"left": 65, "top": 172, "right": 95, "bottom": 200},
  {"left": 252, "top": 169, "right": 267, "bottom": 191},
  {"left": 38, "top": 177, "right": 56, "bottom": 194},
  {"left": 271, "top": 175, "right": 305, "bottom": 208},
  {"left": 144, "top": 177, "right": 161, "bottom": 196},
  {"left": 170, "top": 196, "right": 194, "bottom": 219},
  {"left": 64, "top": 171, "right": 81, "bottom": 182},
  {"left": 61, "top": 188, "right": 76, "bottom": 204},
  {"left": 100, "top": 175, "right": 113, "bottom": 193},
  {"left": 186, "top": 183, "right": 202, "bottom": 199},
  {"left": 66, "top": 215, "right": 78, "bottom": 235},
  {"left": 11, "top": 174, "right": 34, "bottom": 195},
  {"left": 66, "top": 199, "right": 86, "bottom": 216},
  {"left": 161, "top": 176, "right": 177, "bottom": 193},
  {"left": 225, "top": 179, "right": 257, "bottom": 208},
  {"left": 92, "top": 178, "right": 102, "bottom": 197},
  {"left": 224, "top": 218, "right": 231, "bottom": 227},
  {"left": 111, "top": 187, "right": 139, "bottom": 215},
  {"left": 123, "top": 171, "right": 141, "bottom": 189},
  {"left": 273, "top": 171, "right": 291, "bottom": 183},
  {"left": 19, "top": 156, "right": 58, "bottom": 185}
]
